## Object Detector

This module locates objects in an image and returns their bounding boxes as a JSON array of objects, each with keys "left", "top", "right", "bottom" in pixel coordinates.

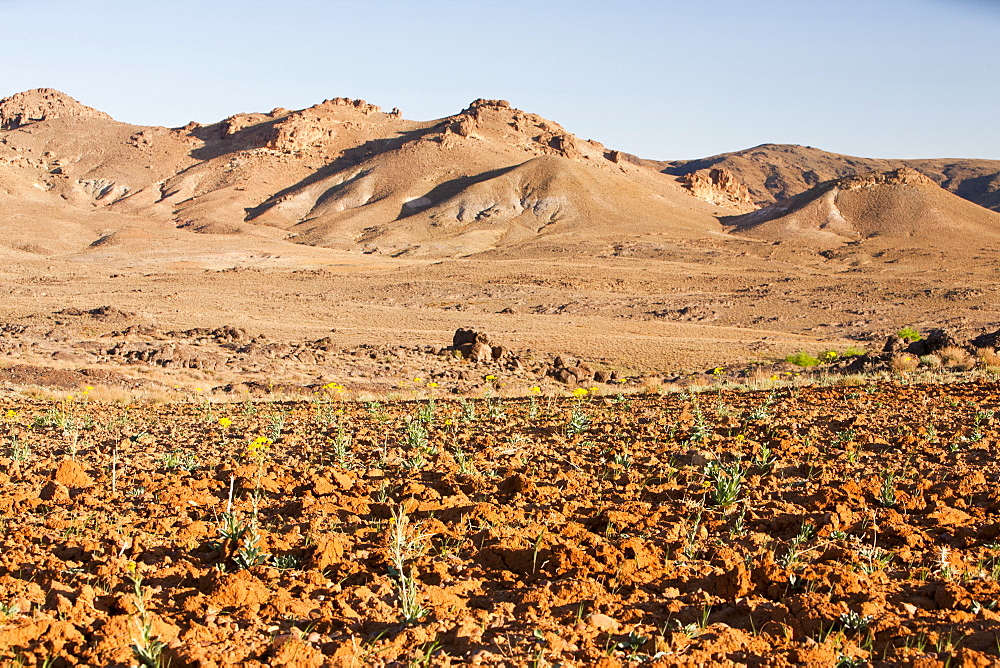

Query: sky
[{"left": 1, "top": 0, "right": 997, "bottom": 160}]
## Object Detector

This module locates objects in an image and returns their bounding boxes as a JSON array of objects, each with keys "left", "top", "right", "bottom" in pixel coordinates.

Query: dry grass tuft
[
  {"left": 937, "top": 345, "right": 974, "bottom": 370},
  {"left": 975, "top": 347, "right": 1000, "bottom": 368},
  {"left": 890, "top": 354, "right": 920, "bottom": 374}
]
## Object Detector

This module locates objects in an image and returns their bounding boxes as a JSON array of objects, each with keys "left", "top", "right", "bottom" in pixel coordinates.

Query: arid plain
[{"left": 2, "top": 89, "right": 1000, "bottom": 667}]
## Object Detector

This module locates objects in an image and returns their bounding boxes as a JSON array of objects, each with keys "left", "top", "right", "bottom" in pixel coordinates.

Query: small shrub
[
  {"left": 918, "top": 354, "right": 942, "bottom": 369},
  {"left": 786, "top": 351, "right": 821, "bottom": 367},
  {"left": 841, "top": 345, "right": 867, "bottom": 357},
  {"left": 896, "top": 326, "right": 922, "bottom": 342}
]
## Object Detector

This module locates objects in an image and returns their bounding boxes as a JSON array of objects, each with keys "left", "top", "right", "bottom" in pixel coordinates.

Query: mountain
[
  {"left": 664, "top": 143, "right": 1000, "bottom": 213},
  {"left": 2, "top": 89, "right": 999, "bottom": 261},
  {"left": 727, "top": 167, "right": 1000, "bottom": 246},
  {"left": 0, "top": 90, "right": 722, "bottom": 259}
]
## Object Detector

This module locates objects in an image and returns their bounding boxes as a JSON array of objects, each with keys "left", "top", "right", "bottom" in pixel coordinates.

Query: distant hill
[
  {"left": 727, "top": 167, "right": 1000, "bottom": 246},
  {"left": 663, "top": 143, "right": 1000, "bottom": 213}
]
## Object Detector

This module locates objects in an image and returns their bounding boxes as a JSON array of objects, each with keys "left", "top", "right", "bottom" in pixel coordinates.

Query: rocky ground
[{"left": 2, "top": 380, "right": 999, "bottom": 666}]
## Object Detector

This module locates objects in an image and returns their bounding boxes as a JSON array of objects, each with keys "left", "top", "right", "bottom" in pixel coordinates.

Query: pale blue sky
[{"left": 1, "top": 0, "right": 997, "bottom": 160}]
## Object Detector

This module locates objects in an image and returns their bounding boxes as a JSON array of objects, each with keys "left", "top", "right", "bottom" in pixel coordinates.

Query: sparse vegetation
[
  {"left": 785, "top": 351, "right": 821, "bottom": 367},
  {"left": 1, "top": 382, "right": 999, "bottom": 665}
]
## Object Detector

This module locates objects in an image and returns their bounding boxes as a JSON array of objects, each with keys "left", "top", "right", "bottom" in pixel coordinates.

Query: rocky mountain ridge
[{"left": 1, "top": 88, "right": 998, "bottom": 260}]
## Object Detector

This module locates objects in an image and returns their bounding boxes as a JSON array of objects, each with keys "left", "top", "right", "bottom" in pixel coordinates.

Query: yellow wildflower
[
  {"left": 218, "top": 417, "right": 232, "bottom": 428},
  {"left": 572, "top": 388, "right": 588, "bottom": 397}
]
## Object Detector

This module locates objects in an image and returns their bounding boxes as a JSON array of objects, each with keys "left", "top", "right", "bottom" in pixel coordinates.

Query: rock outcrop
[
  {"left": 679, "top": 168, "right": 755, "bottom": 211},
  {"left": 836, "top": 166, "right": 935, "bottom": 191},
  {"left": 0, "top": 88, "right": 112, "bottom": 130},
  {"left": 450, "top": 328, "right": 509, "bottom": 363}
]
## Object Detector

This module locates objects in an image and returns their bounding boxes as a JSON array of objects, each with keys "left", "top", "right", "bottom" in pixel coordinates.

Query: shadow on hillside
[
  {"left": 243, "top": 126, "right": 435, "bottom": 221},
  {"left": 394, "top": 164, "right": 521, "bottom": 221}
]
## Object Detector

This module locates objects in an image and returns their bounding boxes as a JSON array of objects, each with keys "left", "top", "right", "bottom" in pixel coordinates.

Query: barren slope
[
  {"left": 0, "top": 91, "right": 722, "bottom": 259},
  {"left": 727, "top": 167, "right": 1000, "bottom": 246},
  {"left": 664, "top": 143, "right": 1000, "bottom": 212}
]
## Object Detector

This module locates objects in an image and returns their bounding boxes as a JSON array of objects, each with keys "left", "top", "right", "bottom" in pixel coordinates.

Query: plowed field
[{"left": 2, "top": 381, "right": 1000, "bottom": 666}]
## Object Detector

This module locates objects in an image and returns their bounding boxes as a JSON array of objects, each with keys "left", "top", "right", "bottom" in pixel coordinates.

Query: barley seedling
[
  {"left": 778, "top": 521, "right": 815, "bottom": 569},
  {"left": 265, "top": 410, "right": 287, "bottom": 441},
  {"left": 411, "top": 638, "right": 443, "bottom": 667},
  {"left": 8, "top": 437, "right": 29, "bottom": 462},
  {"left": 532, "top": 530, "right": 547, "bottom": 574},
  {"left": 458, "top": 399, "right": 477, "bottom": 423},
  {"left": 752, "top": 442, "right": 776, "bottom": 471},
  {"left": 329, "top": 422, "right": 353, "bottom": 467},
  {"left": 271, "top": 554, "right": 299, "bottom": 570},
  {"left": 404, "top": 419, "right": 428, "bottom": 451},
  {"left": 746, "top": 390, "right": 778, "bottom": 422},
  {"left": 878, "top": 470, "right": 897, "bottom": 507},
  {"left": 416, "top": 399, "right": 436, "bottom": 425},
  {"left": 127, "top": 565, "right": 167, "bottom": 668},
  {"left": 565, "top": 405, "right": 591, "bottom": 438},
  {"left": 161, "top": 450, "right": 197, "bottom": 471},
  {"left": 682, "top": 510, "right": 703, "bottom": 559},
  {"left": 232, "top": 528, "right": 269, "bottom": 570},
  {"left": 452, "top": 448, "right": 476, "bottom": 475},
  {"left": 903, "top": 632, "right": 930, "bottom": 653},
  {"left": 485, "top": 395, "right": 506, "bottom": 421},
  {"left": 933, "top": 629, "right": 964, "bottom": 654},
  {"left": 388, "top": 506, "right": 430, "bottom": 624},
  {"left": 837, "top": 611, "right": 872, "bottom": 635},
  {"left": 706, "top": 460, "right": 744, "bottom": 507}
]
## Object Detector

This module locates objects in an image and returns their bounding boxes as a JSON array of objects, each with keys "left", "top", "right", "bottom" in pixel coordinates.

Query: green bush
[
  {"left": 896, "top": 326, "right": 922, "bottom": 342},
  {"left": 841, "top": 345, "right": 867, "bottom": 357},
  {"left": 786, "top": 351, "right": 821, "bottom": 367}
]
